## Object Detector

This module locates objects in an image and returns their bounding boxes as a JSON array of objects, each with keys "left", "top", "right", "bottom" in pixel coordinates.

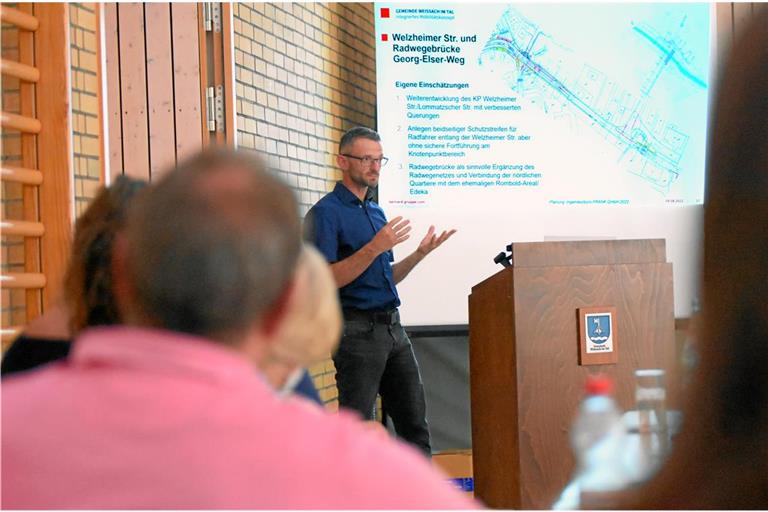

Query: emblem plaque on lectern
[{"left": 578, "top": 307, "right": 618, "bottom": 365}]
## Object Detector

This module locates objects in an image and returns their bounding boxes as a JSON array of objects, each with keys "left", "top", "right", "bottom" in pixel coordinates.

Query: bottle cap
[
  {"left": 634, "top": 368, "right": 665, "bottom": 378},
  {"left": 585, "top": 374, "right": 614, "bottom": 395}
]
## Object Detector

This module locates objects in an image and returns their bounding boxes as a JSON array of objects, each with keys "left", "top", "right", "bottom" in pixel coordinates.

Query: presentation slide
[{"left": 375, "top": 3, "right": 713, "bottom": 326}]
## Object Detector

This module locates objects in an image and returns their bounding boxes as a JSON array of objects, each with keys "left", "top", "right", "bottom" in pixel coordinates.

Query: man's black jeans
[{"left": 333, "top": 312, "right": 431, "bottom": 456}]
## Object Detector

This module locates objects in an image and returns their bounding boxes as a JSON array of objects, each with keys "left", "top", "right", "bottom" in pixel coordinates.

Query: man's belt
[{"left": 343, "top": 308, "right": 400, "bottom": 326}]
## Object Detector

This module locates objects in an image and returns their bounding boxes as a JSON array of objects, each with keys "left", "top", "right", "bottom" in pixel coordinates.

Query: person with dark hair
[
  {"left": 616, "top": 12, "right": 768, "bottom": 509},
  {"left": 1, "top": 148, "right": 476, "bottom": 509},
  {"left": 304, "top": 126, "right": 456, "bottom": 456},
  {"left": 1, "top": 173, "right": 325, "bottom": 404},
  {"left": 1, "top": 175, "right": 147, "bottom": 376},
  {"left": 2, "top": 172, "right": 323, "bottom": 403}
]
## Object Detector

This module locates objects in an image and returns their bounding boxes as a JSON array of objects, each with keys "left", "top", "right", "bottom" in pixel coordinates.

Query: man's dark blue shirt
[{"left": 305, "top": 182, "right": 400, "bottom": 312}]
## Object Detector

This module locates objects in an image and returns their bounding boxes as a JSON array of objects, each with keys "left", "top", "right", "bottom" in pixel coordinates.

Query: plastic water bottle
[
  {"left": 634, "top": 369, "right": 669, "bottom": 455},
  {"left": 552, "top": 375, "right": 630, "bottom": 510}
]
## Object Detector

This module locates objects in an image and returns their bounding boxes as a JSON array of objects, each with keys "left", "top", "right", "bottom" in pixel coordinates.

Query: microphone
[{"left": 494, "top": 251, "right": 512, "bottom": 268}]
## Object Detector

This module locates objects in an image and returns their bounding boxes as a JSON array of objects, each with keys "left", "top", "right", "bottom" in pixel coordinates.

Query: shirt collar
[
  {"left": 71, "top": 326, "right": 264, "bottom": 386},
  {"left": 333, "top": 181, "right": 371, "bottom": 205}
]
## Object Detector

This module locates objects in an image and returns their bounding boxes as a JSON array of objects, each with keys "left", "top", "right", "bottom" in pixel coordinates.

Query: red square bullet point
[
  {"left": 380, "top": 7, "right": 390, "bottom": 18},
  {"left": 381, "top": 33, "right": 388, "bottom": 42}
]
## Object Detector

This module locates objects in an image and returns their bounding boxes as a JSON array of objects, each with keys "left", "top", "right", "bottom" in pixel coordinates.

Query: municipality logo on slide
[
  {"left": 378, "top": 4, "right": 456, "bottom": 21},
  {"left": 586, "top": 313, "right": 613, "bottom": 352}
]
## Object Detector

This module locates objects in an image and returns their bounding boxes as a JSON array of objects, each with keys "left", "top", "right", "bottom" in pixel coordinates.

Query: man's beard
[{"left": 352, "top": 173, "right": 378, "bottom": 188}]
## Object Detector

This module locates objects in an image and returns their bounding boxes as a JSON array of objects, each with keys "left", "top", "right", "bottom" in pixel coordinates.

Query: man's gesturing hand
[
  {"left": 416, "top": 225, "right": 457, "bottom": 257},
  {"left": 371, "top": 216, "right": 411, "bottom": 253}
]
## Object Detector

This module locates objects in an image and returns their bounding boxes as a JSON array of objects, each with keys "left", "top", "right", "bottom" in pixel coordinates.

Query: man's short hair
[
  {"left": 123, "top": 149, "right": 301, "bottom": 342},
  {"left": 338, "top": 126, "right": 381, "bottom": 154}
]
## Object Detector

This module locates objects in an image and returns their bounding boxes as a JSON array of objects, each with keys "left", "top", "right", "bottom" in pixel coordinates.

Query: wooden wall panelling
[
  {"left": 103, "top": 3, "right": 122, "bottom": 180},
  {"left": 171, "top": 3, "right": 203, "bottom": 162},
  {"left": 34, "top": 3, "right": 73, "bottom": 308},
  {"left": 211, "top": 3, "right": 225, "bottom": 146},
  {"left": 117, "top": 3, "right": 149, "bottom": 180},
  {"left": 20, "top": 3, "right": 41, "bottom": 319},
  {"left": 199, "top": 2, "right": 237, "bottom": 147},
  {"left": 144, "top": 3, "right": 176, "bottom": 178},
  {"left": 196, "top": 3, "right": 209, "bottom": 147}
]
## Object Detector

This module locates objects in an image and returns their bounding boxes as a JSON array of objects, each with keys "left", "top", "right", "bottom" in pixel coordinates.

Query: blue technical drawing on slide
[{"left": 479, "top": 5, "right": 710, "bottom": 194}]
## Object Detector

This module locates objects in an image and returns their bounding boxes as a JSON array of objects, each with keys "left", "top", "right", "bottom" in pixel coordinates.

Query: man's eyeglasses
[{"left": 341, "top": 154, "right": 389, "bottom": 167}]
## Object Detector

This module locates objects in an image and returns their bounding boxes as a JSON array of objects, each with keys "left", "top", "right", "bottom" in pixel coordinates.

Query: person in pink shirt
[{"left": 1, "top": 149, "right": 477, "bottom": 510}]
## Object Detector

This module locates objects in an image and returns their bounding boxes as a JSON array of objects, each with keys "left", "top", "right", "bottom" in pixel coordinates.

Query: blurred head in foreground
[
  {"left": 625, "top": 12, "right": 768, "bottom": 509},
  {"left": 115, "top": 149, "right": 303, "bottom": 364}
]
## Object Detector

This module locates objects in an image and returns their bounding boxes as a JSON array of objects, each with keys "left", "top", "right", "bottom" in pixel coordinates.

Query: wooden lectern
[{"left": 468, "top": 239, "right": 676, "bottom": 509}]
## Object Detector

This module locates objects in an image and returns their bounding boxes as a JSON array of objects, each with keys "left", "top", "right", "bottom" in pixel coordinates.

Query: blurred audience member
[
  {"left": 1, "top": 149, "right": 476, "bottom": 509},
  {"left": 620, "top": 12, "right": 768, "bottom": 509},
  {"left": 1, "top": 175, "right": 323, "bottom": 405},
  {"left": 1, "top": 176, "right": 147, "bottom": 376},
  {"left": 259, "top": 243, "right": 342, "bottom": 398}
]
